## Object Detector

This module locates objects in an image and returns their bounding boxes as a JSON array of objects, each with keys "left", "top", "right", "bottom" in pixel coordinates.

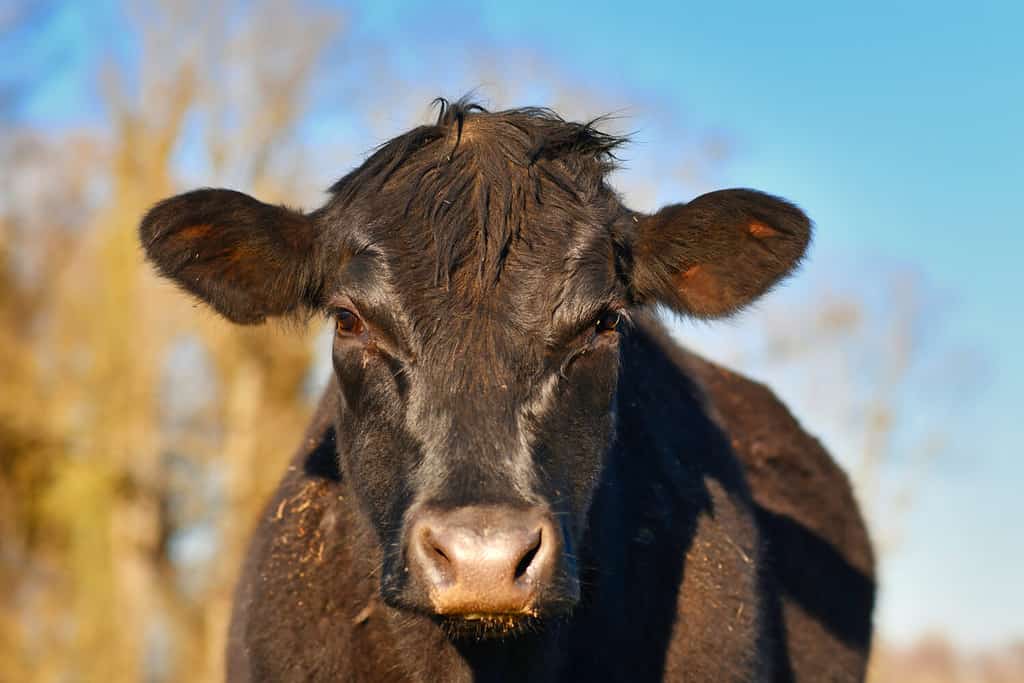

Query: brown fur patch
[
  {"left": 676, "top": 264, "right": 728, "bottom": 315},
  {"left": 748, "top": 221, "right": 779, "bottom": 238},
  {"left": 176, "top": 223, "right": 212, "bottom": 241},
  {"left": 680, "top": 264, "right": 702, "bottom": 280}
]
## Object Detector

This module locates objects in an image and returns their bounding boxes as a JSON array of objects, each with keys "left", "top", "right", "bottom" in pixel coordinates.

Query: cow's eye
[
  {"left": 335, "top": 309, "right": 364, "bottom": 337},
  {"left": 595, "top": 311, "right": 621, "bottom": 334}
]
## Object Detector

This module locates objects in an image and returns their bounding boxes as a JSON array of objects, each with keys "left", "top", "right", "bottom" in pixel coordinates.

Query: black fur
[{"left": 141, "top": 99, "right": 873, "bottom": 682}]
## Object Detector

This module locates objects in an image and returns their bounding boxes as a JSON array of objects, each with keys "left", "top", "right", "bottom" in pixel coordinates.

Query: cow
[{"left": 140, "top": 99, "right": 875, "bottom": 682}]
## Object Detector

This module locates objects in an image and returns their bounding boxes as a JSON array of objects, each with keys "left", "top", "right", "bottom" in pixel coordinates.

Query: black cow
[{"left": 140, "top": 99, "right": 874, "bottom": 682}]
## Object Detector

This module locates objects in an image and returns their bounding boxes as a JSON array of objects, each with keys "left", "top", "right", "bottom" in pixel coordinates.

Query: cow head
[{"left": 140, "top": 100, "right": 810, "bottom": 637}]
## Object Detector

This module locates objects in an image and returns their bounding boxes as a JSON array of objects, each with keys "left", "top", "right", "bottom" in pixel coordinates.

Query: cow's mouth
[{"left": 434, "top": 612, "right": 544, "bottom": 641}]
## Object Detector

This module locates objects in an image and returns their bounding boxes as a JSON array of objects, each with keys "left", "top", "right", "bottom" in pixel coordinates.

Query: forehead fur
[{"left": 328, "top": 98, "right": 629, "bottom": 293}]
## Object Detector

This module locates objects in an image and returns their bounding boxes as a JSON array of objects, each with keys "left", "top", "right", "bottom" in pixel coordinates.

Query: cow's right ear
[
  {"left": 140, "top": 188, "right": 325, "bottom": 324},
  {"left": 627, "top": 189, "right": 811, "bottom": 318}
]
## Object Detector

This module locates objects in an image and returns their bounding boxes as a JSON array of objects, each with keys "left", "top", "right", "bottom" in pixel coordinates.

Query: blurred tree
[
  {"left": 1, "top": 1, "right": 339, "bottom": 680},
  {"left": 869, "top": 635, "right": 1024, "bottom": 683}
]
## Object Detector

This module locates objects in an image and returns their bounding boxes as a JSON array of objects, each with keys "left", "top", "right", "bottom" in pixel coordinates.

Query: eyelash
[
  {"left": 333, "top": 307, "right": 365, "bottom": 338},
  {"left": 595, "top": 310, "right": 622, "bottom": 333},
  {"left": 557, "top": 309, "right": 627, "bottom": 376}
]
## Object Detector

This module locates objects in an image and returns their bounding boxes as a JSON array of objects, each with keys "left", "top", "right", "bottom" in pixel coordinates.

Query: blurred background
[{"left": 1, "top": 1, "right": 1021, "bottom": 681}]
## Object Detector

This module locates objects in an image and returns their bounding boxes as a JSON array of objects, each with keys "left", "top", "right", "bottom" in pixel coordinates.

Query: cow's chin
[
  {"left": 380, "top": 591, "right": 556, "bottom": 641},
  {"left": 434, "top": 612, "right": 546, "bottom": 641},
  {"left": 381, "top": 597, "right": 553, "bottom": 641}
]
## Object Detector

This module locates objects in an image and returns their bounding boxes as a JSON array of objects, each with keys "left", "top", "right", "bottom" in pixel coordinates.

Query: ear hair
[
  {"left": 140, "top": 188, "right": 324, "bottom": 324},
  {"left": 630, "top": 189, "right": 812, "bottom": 318}
]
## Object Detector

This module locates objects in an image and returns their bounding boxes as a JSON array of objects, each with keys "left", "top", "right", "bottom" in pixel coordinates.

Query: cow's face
[{"left": 140, "top": 102, "right": 811, "bottom": 637}]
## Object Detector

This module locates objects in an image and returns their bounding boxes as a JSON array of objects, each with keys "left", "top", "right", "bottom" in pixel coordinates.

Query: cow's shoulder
[
  {"left": 676, "top": 341, "right": 873, "bottom": 579},
  {"left": 227, "top": 380, "right": 389, "bottom": 681},
  {"left": 640, "top": 318, "right": 876, "bottom": 680}
]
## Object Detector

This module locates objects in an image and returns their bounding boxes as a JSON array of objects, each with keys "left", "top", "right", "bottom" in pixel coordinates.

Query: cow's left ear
[
  {"left": 140, "top": 188, "right": 326, "bottom": 324},
  {"left": 629, "top": 189, "right": 812, "bottom": 318}
]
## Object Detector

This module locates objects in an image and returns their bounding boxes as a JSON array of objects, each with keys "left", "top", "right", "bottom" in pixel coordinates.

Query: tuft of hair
[{"left": 329, "top": 97, "right": 630, "bottom": 291}]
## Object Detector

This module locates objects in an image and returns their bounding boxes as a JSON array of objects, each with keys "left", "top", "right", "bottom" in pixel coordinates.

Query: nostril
[
  {"left": 514, "top": 530, "right": 542, "bottom": 581},
  {"left": 418, "top": 529, "right": 455, "bottom": 585},
  {"left": 431, "top": 543, "right": 449, "bottom": 564}
]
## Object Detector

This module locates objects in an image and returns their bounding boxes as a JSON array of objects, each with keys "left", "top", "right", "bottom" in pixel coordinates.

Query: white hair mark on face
[
  {"left": 513, "top": 370, "right": 562, "bottom": 497},
  {"left": 405, "top": 377, "right": 455, "bottom": 491}
]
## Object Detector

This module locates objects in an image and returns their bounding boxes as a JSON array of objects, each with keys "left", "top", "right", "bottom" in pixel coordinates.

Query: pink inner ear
[
  {"left": 675, "top": 264, "right": 730, "bottom": 315},
  {"left": 681, "top": 264, "right": 703, "bottom": 280},
  {"left": 748, "top": 221, "right": 779, "bottom": 238},
  {"left": 178, "top": 223, "right": 213, "bottom": 239}
]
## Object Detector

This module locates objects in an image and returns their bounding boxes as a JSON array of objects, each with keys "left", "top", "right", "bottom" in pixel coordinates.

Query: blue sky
[{"left": 7, "top": 0, "right": 1022, "bottom": 648}]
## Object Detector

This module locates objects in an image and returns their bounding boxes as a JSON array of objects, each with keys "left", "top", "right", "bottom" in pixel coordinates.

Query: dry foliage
[
  {"left": 1, "top": 2, "right": 337, "bottom": 680},
  {"left": 869, "top": 637, "right": 1024, "bottom": 683}
]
